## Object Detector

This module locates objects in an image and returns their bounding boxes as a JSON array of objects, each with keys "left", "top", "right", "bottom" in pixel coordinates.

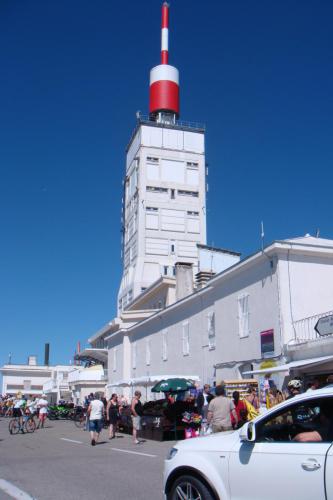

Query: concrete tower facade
[{"left": 117, "top": 3, "right": 207, "bottom": 312}]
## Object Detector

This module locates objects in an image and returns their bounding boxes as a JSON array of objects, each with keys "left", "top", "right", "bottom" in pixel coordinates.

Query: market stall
[{"left": 117, "top": 377, "right": 198, "bottom": 441}]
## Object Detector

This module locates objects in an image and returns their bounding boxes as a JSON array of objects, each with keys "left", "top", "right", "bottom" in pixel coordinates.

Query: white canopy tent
[
  {"left": 107, "top": 374, "right": 200, "bottom": 389},
  {"left": 242, "top": 354, "right": 333, "bottom": 375},
  {"left": 107, "top": 374, "right": 200, "bottom": 400}
]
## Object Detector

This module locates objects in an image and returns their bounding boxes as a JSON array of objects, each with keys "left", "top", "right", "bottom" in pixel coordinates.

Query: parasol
[{"left": 151, "top": 378, "right": 196, "bottom": 393}]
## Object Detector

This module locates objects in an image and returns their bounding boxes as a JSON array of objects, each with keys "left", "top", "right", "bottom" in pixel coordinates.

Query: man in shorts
[
  {"left": 37, "top": 394, "right": 48, "bottom": 428},
  {"left": 87, "top": 393, "right": 105, "bottom": 446},
  {"left": 131, "top": 391, "right": 143, "bottom": 444}
]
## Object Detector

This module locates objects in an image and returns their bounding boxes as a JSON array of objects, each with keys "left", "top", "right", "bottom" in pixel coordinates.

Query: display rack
[{"left": 222, "top": 379, "right": 258, "bottom": 399}]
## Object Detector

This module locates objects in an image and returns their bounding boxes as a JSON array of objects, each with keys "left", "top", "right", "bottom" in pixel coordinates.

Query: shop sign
[
  {"left": 260, "top": 329, "right": 274, "bottom": 358},
  {"left": 315, "top": 315, "right": 333, "bottom": 336}
]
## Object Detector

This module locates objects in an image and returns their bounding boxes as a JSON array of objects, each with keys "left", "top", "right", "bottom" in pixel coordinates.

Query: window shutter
[
  {"left": 132, "top": 342, "right": 137, "bottom": 369},
  {"left": 113, "top": 348, "right": 117, "bottom": 372},
  {"left": 207, "top": 311, "right": 216, "bottom": 349},
  {"left": 146, "top": 338, "right": 151, "bottom": 366},
  {"left": 182, "top": 322, "right": 190, "bottom": 356},
  {"left": 238, "top": 293, "right": 250, "bottom": 338},
  {"left": 162, "top": 330, "right": 168, "bottom": 361}
]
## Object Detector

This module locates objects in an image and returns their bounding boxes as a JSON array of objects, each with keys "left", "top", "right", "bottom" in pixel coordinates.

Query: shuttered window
[
  {"left": 207, "top": 311, "right": 216, "bottom": 349},
  {"left": 162, "top": 329, "right": 168, "bottom": 361},
  {"left": 132, "top": 342, "right": 137, "bottom": 369},
  {"left": 113, "top": 348, "right": 117, "bottom": 372},
  {"left": 146, "top": 338, "right": 151, "bottom": 366},
  {"left": 182, "top": 322, "right": 190, "bottom": 356},
  {"left": 238, "top": 293, "right": 250, "bottom": 338}
]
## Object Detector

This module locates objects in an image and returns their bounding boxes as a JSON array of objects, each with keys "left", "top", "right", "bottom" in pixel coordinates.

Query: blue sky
[{"left": 0, "top": 0, "right": 332, "bottom": 367}]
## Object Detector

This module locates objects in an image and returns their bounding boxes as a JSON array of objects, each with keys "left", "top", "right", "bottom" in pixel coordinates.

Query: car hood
[{"left": 173, "top": 429, "right": 240, "bottom": 453}]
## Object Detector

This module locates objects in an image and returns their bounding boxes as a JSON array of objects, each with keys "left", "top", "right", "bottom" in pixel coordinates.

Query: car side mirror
[{"left": 240, "top": 421, "right": 256, "bottom": 442}]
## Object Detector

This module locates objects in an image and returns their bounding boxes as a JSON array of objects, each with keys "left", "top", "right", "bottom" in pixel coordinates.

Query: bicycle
[
  {"left": 74, "top": 411, "right": 87, "bottom": 429},
  {"left": 8, "top": 417, "right": 24, "bottom": 434},
  {"left": 24, "top": 414, "right": 36, "bottom": 433},
  {"left": 9, "top": 414, "right": 36, "bottom": 434}
]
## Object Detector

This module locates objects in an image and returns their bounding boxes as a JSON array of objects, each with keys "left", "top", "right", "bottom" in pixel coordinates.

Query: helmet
[{"left": 287, "top": 379, "right": 302, "bottom": 390}]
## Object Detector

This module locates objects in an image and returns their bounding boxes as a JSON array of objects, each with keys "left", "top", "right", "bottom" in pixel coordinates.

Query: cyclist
[
  {"left": 286, "top": 379, "right": 302, "bottom": 399},
  {"left": 13, "top": 393, "right": 26, "bottom": 432},
  {"left": 26, "top": 395, "right": 38, "bottom": 423}
]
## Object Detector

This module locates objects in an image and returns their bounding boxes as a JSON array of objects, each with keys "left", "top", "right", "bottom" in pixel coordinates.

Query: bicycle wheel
[
  {"left": 9, "top": 418, "right": 20, "bottom": 435},
  {"left": 74, "top": 413, "right": 86, "bottom": 429},
  {"left": 25, "top": 418, "right": 36, "bottom": 433}
]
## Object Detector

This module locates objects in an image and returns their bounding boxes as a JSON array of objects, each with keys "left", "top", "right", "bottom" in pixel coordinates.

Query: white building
[
  {"left": 42, "top": 365, "right": 73, "bottom": 403},
  {"left": 85, "top": 6, "right": 333, "bottom": 398},
  {"left": 1, "top": 356, "right": 52, "bottom": 396},
  {"left": 117, "top": 3, "right": 207, "bottom": 313},
  {"left": 68, "top": 365, "right": 107, "bottom": 405},
  {"left": 106, "top": 236, "right": 333, "bottom": 397}
]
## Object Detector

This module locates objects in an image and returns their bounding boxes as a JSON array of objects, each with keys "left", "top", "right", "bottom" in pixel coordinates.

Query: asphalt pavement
[{"left": 0, "top": 417, "right": 176, "bottom": 500}]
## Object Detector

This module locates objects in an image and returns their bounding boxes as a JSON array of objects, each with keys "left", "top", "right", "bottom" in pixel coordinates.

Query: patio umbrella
[{"left": 151, "top": 378, "right": 196, "bottom": 393}]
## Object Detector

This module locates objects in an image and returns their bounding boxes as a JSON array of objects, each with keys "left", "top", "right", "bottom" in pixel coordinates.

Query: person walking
[
  {"left": 207, "top": 385, "right": 238, "bottom": 433},
  {"left": 87, "top": 393, "right": 105, "bottom": 446},
  {"left": 107, "top": 394, "right": 121, "bottom": 439},
  {"left": 131, "top": 391, "right": 143, "bottom": 444}
]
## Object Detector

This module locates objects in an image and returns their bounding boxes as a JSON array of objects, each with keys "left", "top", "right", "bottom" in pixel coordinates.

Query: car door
[
  {"left": 325, "top": 443, "right": 333, "bottom": 499},
  {"left": 228, "top": 395, "right": 333, "bottom": 500}
]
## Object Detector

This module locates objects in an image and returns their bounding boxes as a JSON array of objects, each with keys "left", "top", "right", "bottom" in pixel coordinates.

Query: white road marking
[
  {"left": 60, "top": 438, "right": 83, "bottom": 444},
  {"left": 0, "top": 479, "right": 36, "bottom": 500},
  {"left": 110, "top": 447, "right": 157, "bottom": 458}
]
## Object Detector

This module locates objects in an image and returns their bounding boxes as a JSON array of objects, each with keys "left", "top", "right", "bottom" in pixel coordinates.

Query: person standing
[
  {"left": 231, "top": 391, "right": 247, "bottom": 429},
  {"left": 107, "top": 394, "right": 121, "bottom": 439},
  {"left": 87, "top": 393, "right": 105, "bottom": 446},
  {"left": 131, "top": 391, "right": 143, "bottom": 444},
  {"left": 207, "top": 385, "right": 238, "bottom": 433},
  {"left": 196, "top": 384, "right": 214, "bottom": 420},
  {"left": 36, "top": 394, "right": 48, "bottom": 429}
]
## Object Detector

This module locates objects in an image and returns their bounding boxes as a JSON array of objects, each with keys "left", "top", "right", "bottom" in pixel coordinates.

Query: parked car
[{"left": 164, "top": 387, "right": 333, "bottom": 500}]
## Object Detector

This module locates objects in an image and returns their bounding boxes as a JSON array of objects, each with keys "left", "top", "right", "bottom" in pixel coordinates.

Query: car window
[{"left": 255, "top": 396, "right": 333, "bottom": 443}]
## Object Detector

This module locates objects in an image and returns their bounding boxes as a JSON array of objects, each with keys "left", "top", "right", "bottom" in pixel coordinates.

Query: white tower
[{"left": 117, "top": 2, "right": 207, "bottom": 312}]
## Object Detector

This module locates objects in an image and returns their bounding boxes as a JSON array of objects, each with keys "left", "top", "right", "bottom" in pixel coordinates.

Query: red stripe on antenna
[
  {"left": 161, "top": 2, "right": 169, "bottom": 28},
  {"left": 161, "top": 50, "right": 168, "bottom": 64}
]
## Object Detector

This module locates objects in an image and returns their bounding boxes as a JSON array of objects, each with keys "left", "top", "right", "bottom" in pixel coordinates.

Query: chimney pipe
[
  {"left": 175, "top": 262, "right": 194, "bottom": 301},
  {"left": 44, "top": 343, "right": 50, "bottom": 366}
]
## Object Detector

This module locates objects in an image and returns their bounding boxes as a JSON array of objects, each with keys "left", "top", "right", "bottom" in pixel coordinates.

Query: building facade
[{"left": 106, "top": 236, "right": 333, "bottom": 398}]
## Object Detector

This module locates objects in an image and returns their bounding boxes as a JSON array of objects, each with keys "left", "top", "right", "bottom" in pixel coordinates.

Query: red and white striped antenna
[
  {"left": 161, "top": 2, "right": 169, "bottom": 64},
  {"left": 149, "top": 2, "right": 179, "bottom": 121}
]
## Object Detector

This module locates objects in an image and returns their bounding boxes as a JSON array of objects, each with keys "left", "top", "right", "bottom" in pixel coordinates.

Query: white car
[{"left": 164, "top": 387, "right": 333, "bottom": 500}]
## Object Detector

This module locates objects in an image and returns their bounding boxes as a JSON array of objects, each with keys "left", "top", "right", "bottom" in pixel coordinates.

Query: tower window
[
  {"left": 147, "top": 156, "right": 159, "bottom": 164},
  {"left": 171, "top": 189, "right": 175, "bottom": 199},
  {"left": 146, "top": 186, "right": 168, "bottom": 193},
  {"left": 178, "top": 190, "right": 199, "bottom": 197},
  {"left": 170, "top": 243, "right": 175, "bottom": 254}
]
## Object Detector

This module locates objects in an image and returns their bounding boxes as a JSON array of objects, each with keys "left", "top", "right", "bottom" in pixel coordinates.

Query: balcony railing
[
  {"left": 292, "top": 310, "right": 333, "bottom": 344},
  {"left": 68, "top": 368, "right": 106, "bottom": 384}
]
